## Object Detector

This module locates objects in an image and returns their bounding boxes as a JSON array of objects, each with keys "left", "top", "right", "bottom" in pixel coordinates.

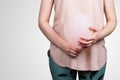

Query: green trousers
[{"left": 48, "top": 50, "right": 106, "bottom": 80}]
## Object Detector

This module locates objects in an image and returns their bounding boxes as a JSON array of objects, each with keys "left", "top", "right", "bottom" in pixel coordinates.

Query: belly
[{"left": 63, "top": 13, "right": 94, "bottom": 46}]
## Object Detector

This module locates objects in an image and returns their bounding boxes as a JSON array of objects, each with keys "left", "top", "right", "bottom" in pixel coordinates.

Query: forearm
[
  {"left": 98, "top": 19, "right": 117, "bottom": 40},
  {"left": 98, "top": 0, "right": 117, "bottom": 40},
  {"left": 38, "top": 20, "right": 67, "bottom": 48}
]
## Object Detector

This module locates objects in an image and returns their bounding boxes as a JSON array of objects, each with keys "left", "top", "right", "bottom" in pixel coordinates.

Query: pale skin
[{"left": 38, "top": 0, "right": 117, "bottom": 57}]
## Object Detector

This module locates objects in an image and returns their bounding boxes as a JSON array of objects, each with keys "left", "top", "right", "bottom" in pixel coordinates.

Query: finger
[
  {"left": 70, "top": 54, "right": 77, "bottom": 57},
  {"left": 77, "top": 45, "right": 82, "bottom": 50},
  {"left": 70, "top": 53, "right": 77, "bottom": 57},
  {"left": 76, "top": 41, "right": 88, "bottom": 48},
  {"left": 79, "top": 37, "right": 94, "bottom": 41},
  {"left": 76, "top": 46, "right": 82, "bottom": 53},
  {"left": 77, "top": 39, "right": 93, "bottom": 45},
  {"left": 89, "top": 26, "right": 97, "bottom": 32},
  {"left": 81, "top": 43, "right": 92, "bottom": 48},
  {"left": 69, "top": 50, "right": 78, "bottom": 57},
  {"left": 87, "top": 43, "right": 92, "bottom": 47},
  {"left": 69, "top": 49, "right": 78, "bottom": 55},
  {"left": 70, "top": 45, "right": 82, "bottom": 54},
  {"left": 68, "top": 52, "right": 77, "bottom": 57},
  {"left": 77, "top": 48, "right": 82, "bottom": 53},
  {"left": 76, "top": 41, "right": 82, "bottom": 46},
  {"left": 79, "top": 37, "right": 89, "bottom": 41},
  {"left": 78, "top": 41, "right": 94, "bottom": 48}
]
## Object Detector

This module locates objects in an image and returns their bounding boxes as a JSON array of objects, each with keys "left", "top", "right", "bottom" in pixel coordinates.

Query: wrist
[
  {"left": 57, "top": 39, "right": 69, "bottom": 50},
  {"left": 97, "top": 28, "right": 105, "bottom": 41}
]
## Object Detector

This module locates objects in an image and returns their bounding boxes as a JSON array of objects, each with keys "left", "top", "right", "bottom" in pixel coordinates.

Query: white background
[{"left": 0, "top": 0, "right": 120, "bottom": 80}]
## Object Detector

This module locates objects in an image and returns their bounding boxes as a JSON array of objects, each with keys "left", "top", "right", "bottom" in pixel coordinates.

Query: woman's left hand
[{"left": 77, "top": 26, "right": 102, "bottom": 48}]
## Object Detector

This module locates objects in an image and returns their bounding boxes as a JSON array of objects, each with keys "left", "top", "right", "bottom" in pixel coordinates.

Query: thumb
[{"left": 89, "top": 26, "right": 97, "bottom": 32}]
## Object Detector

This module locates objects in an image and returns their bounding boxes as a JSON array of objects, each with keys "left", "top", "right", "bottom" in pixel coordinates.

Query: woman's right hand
[{"left": 60, "top": 41, "right": 83, "bottom": 57}]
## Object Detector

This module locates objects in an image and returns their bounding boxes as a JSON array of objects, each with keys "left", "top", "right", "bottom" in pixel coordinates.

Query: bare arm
[
  {"left": 99, "top": 0, "right": 117, "bottom": 39},
  {"left": 77, "top": 0, "right": 117, "bottom": 47},
  {"left": 38, "top": 0, "right": 81, "bottom": 57},
  {"left": 38, "top": 0, "right": 64, "bottom": 48}
]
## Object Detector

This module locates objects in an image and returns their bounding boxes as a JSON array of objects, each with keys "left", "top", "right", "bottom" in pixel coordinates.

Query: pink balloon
[{"left": 63, "top": 13, "right": 94, "bottom": 46}]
